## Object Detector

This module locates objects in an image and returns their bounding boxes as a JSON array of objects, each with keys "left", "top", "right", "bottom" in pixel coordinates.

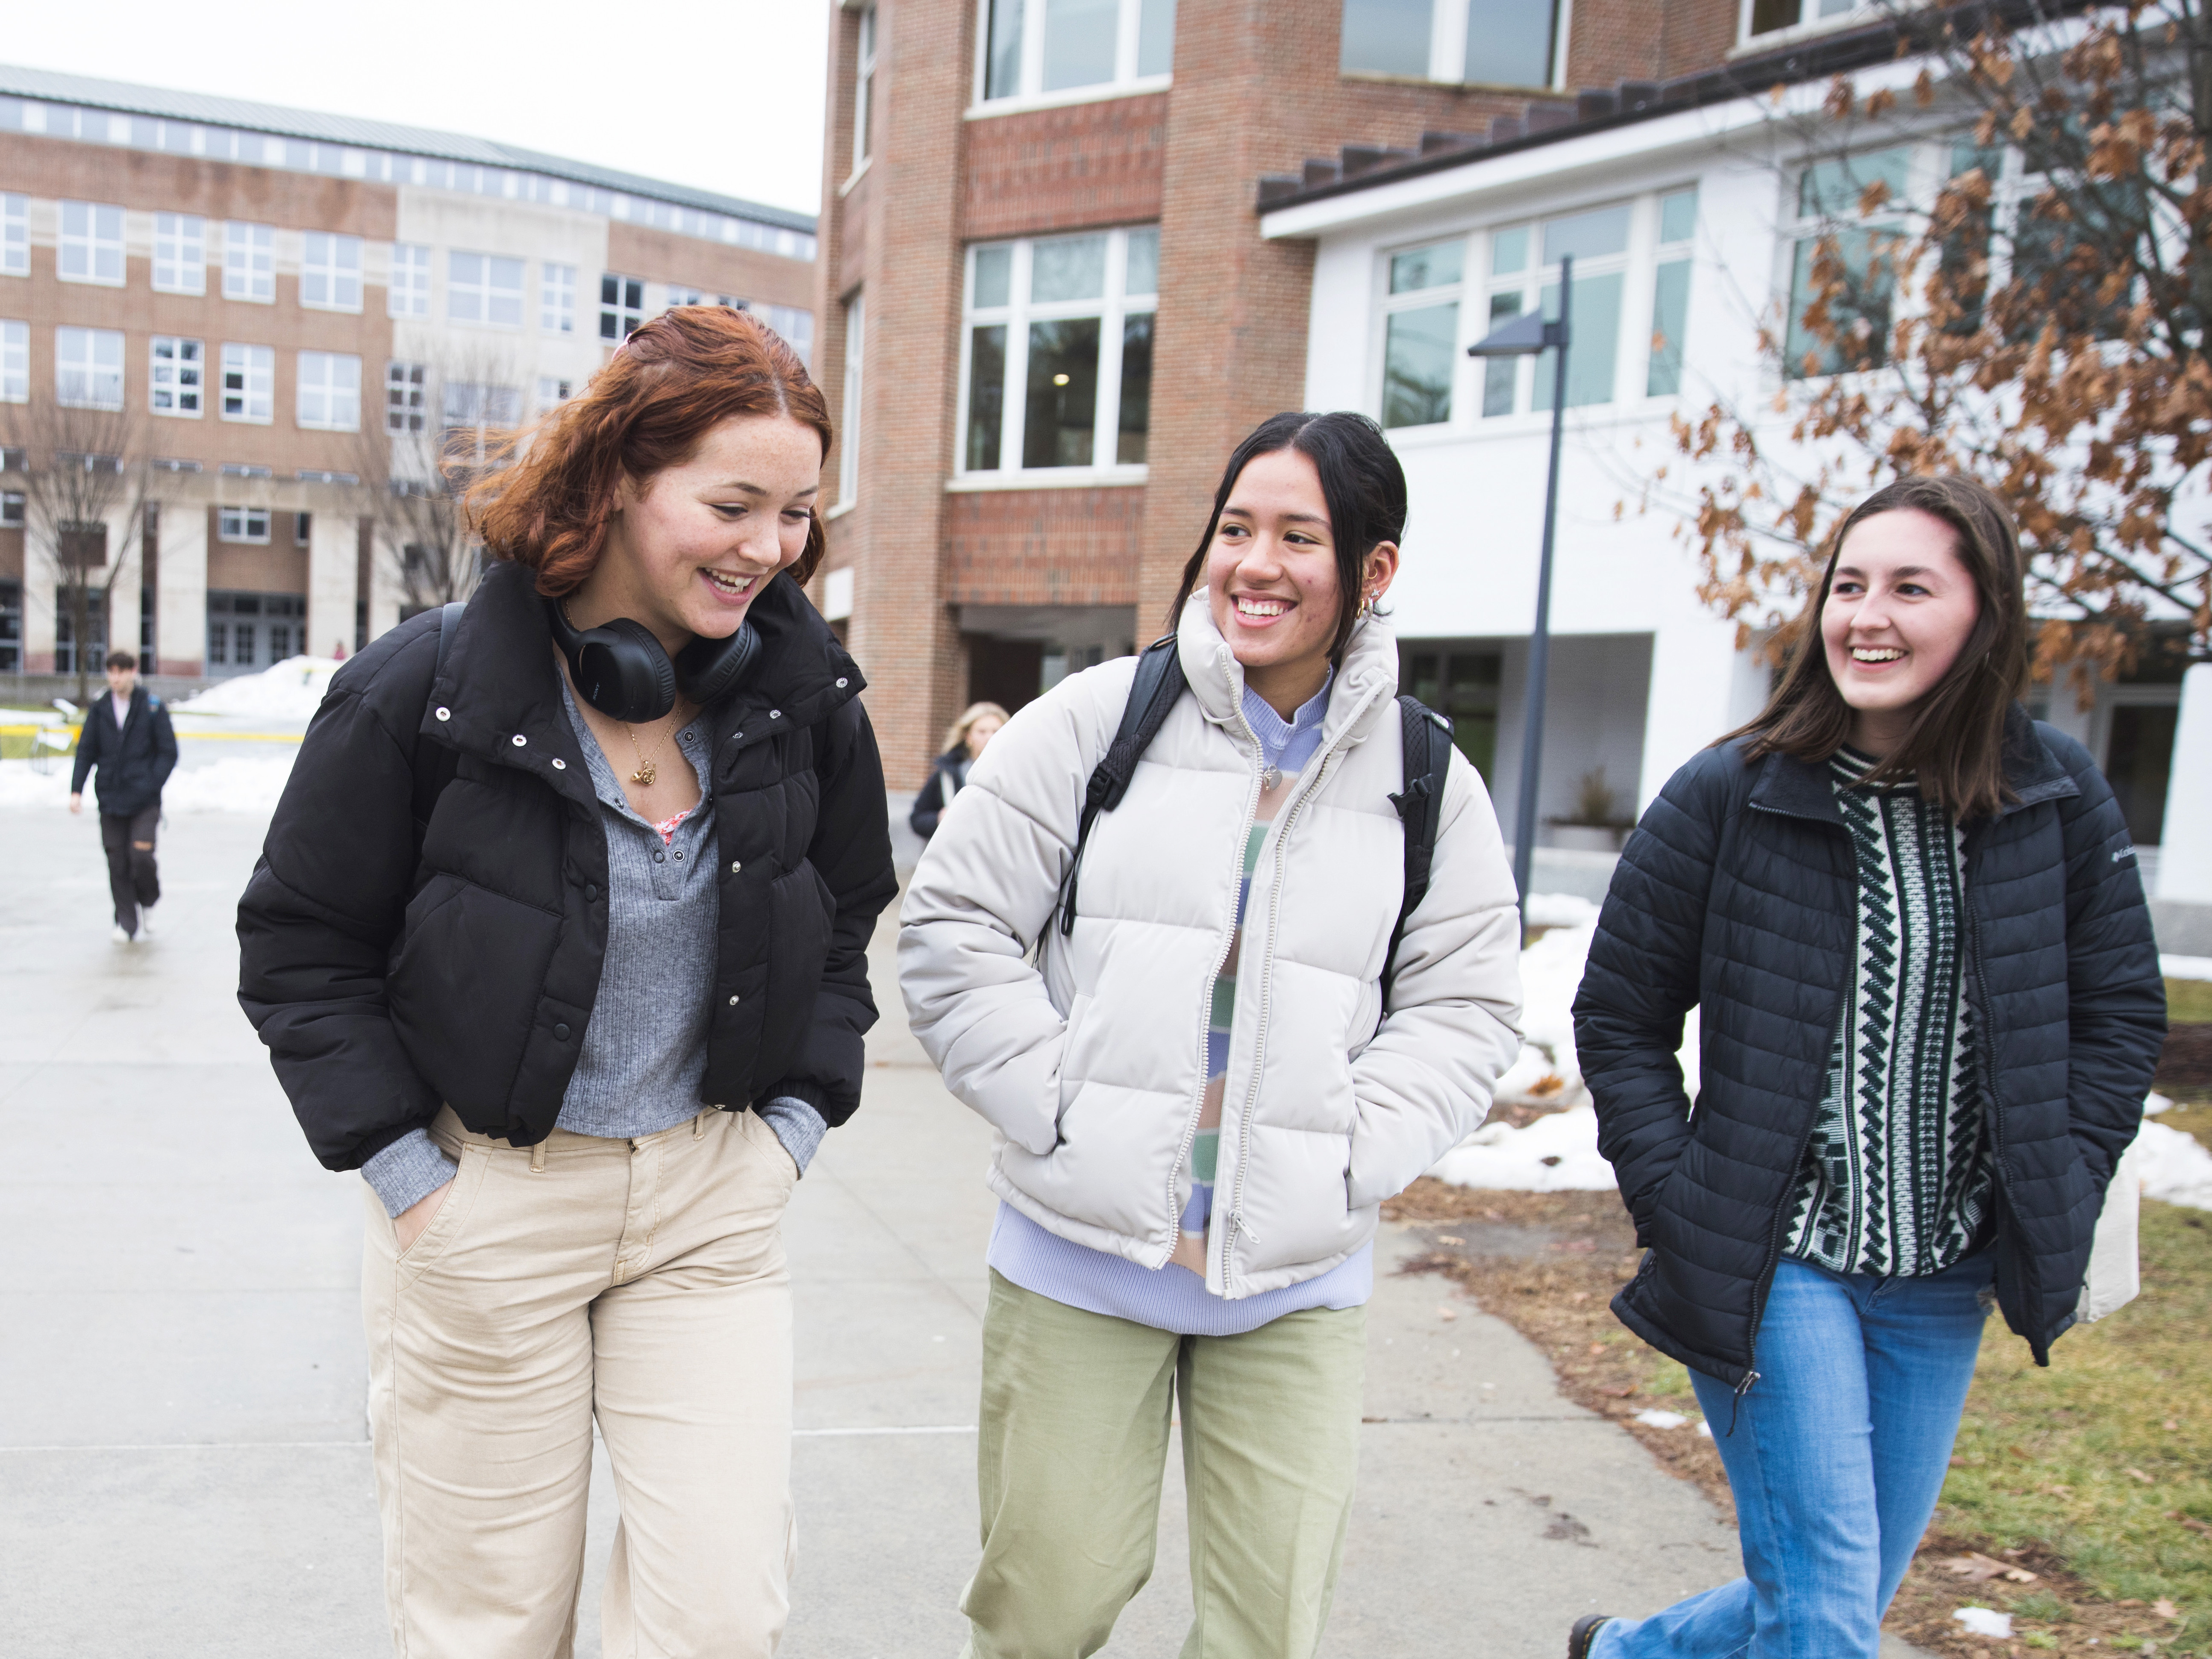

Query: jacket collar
[
  {"left": 1174, "top": 588, "right": 1397, "bottom": 753},
  {"left": 1746, "top": 703, "right": 2080, "bottom": 826}
]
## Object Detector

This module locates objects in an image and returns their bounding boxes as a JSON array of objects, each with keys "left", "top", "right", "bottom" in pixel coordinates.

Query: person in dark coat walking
[
  {"left": 238, "top": 308, "right": 896, "bottom": 1655},
  {"left": 69, "top": 649, "right": 178, "bottom": 942},
  {"left": 1568, "top": 476, "right": 2165, "bottom": 1659},
  {"left": 907, "top": 699, "right": 1006, "bottom": 839}
]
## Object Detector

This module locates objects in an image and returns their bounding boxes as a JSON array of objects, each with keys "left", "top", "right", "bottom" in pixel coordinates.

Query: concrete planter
[{"left": 1547, "top": 823, "right": 1627, "bottom": 854}]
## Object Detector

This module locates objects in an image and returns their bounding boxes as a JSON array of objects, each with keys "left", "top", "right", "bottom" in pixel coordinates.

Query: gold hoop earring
[{"left": 1356, "top": 591, "right": 1375, "bottom": 620}]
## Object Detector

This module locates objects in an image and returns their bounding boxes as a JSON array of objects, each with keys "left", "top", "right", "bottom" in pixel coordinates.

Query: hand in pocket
[{"left": 394, "top": 1179, "right": 453, "bottom": 1254}]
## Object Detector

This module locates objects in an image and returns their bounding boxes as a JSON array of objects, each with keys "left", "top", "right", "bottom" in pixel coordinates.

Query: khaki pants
[
  {"left": 961, "top": 1271, "right": 1367, "bottom": 1659},
  {"left": 362, "top": 1105, "right": 798, "bottom": 1659}
]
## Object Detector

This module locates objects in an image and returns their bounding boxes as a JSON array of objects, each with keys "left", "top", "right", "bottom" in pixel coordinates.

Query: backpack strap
[
  {"left": 1383, "top": 694, "right": 1452, "bottom": 1011},
  {"left": 410, "top": 601, "right": 467, "bottom": 847},
  {"left": 1057, "top": 635, "right": 1186, "bottom": 938}
]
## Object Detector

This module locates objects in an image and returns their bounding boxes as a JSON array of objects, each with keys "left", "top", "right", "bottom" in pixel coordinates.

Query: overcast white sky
[{"left": 5, "top": 0, "right": 833, "bottom": 218}]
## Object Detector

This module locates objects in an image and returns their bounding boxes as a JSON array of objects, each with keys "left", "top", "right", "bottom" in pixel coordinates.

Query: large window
[
  {"left": 1400, "top": 645, "right": 1501, "bottom": 777},
  {"left": 601, "top": 274, "right": 645, "bottom": 341},
  {"left": 960, "top": 227, "right": 1157, "bottom": 475},
  {"left": 221, "top": 343, "right": 275, "bottom": 423},
  {"left": 839, "top": 292, "right": 865, "bottom": 502},
  {"left": 854, "top": 5, "right": 880, "bottom": 166},
  {"left": 0, "top": 319, "right": 25, "bottom": 403},
  {"left": 217, "top": 508, "right": 271, "bottom": 544},
  {"left": 1783, "top": 147, "right": 1910, "bottom": 378},
  {"left": 224, "top": 221, "right": 276, "bottom": 302},
  {"left": 448, "top": 252, "right": 524, "bottom": 327},
  {"left": 297, "top": 352, "right": 362, "bottom": 430},
  {"left": 1341, "top": 0, "right": 1561, "bottom": 87},
  {"left": 206, "top": 590, "right": 305, "bottom": 676},
  {"left": 301, "top": 232, "right": 364, "bottom": 312},
  {"left": 541, "top": 263, "right": 576, "bottom": 333},
  {"left": 979, "top": 0, "right": 1175, "bottom": 104},
  {"left": 1477, "top": 202, "right": 1635, "bottom": 417},
  {"left": 150, "top": 337, "right": 204, "bottom": 417},
  {"left": 0, "top": 194, "right": 24, "bottom": 277},
  {"left": 153, "top": 213, "right": 206, "bottom": 295},
  {"left": 389, "top": 243, "right": 432, "bottom": 318},
  {"left": 0, "top": 579, "right": 18, "bottom": 674},
  {"left": 387, "top": 360, "right": 427, "bottom": 433},
  {"left": 59, "top": 201, "right": 126, "bottom": 286},
  {"left": 443, "top": 382, "right": 521, "bottom": 429},
  {"left": 1646, "top": 188, "right": 1698, "bottom": 396},
  {"left": 1381, "top": 242, "right": 1462, "bottom": 429},
  {"left": 57, "top": 327, "right": 125, "bottom": 409},
  {"left": 1746, "top": 0, "right": 1864, "bottom": 40},
  {"left": 756, "top": 303, "right": 815, "bottom": 367}
]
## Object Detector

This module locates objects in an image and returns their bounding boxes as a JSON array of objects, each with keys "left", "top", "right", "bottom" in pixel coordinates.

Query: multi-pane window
[
  {"left": 0, "top": 319, "right": 25, "bottom": 402},
  {"left": 756, "top": 303, "right": 816, "bottom": 367},
  {"left": 980, "top": 0, "right": 1175, "bottom": 102},
  {"left": 386, "top": 361, "right": 427, "bottom": 433},
  {"left": 153, "top": 213, "right": 206, "bottom": 294},
  {"left": 217, "top": 508, "right": 271, "bottom": 544},
  {"left": 443, "top": 382, "right": 521, "bottom": 428},
  {"left": 1341, "top": 0, "right": 1559, "bottom": 87},
  {"left": 839, "top": 292, "right": 865, "bottom": 501},
  {"left": 1783, "top": 147, "right": 1911, "bottom": 378},
  {"left": 225, "top": 221, "right": 276, "bottom": 302},
  {"left": 1646, "top": 188, "right": 1698, "bottom": 397},
  {"left": 959, "top": 226, "right": 1158, "bottom": 474},
  {"left": 58, "top": 201, "right": 126, "bottom": 286},
  {"left": 541, "top": 263, "right": 576, "bottom": 332},
  {"left": 0, "top": 194, "right": 25, "bottom": 277},
  {"left": 666, "top": 285, "right": 706, "bottom": 309},
  {"left": 57, "top": 326, "right": 125, "bottom": 409},
  {"left": 447, "top": 252, "right": 525, "bottom": 327},
  {"left": 301, "top": 232, "right": 364, "bottom": 312},
  {"left": 1747, "top": 0, "right": 1862, "bottom": 39},
  {"left": 1481, "top": 201, "right": 1635, "bottom": 415},
  {"left": 221, "top": 343, "right": 276, "bottom": 422},
  {"left": 601, "top": 274, "right": 645, "bottom": 341},
  {"left": 1381, "top": 242, "right": 1462, "bottom": 429},
  {"left": 297, "top": 351, "right": 362, "bottom": 430},
  {"left": 389, "top": 243, "right": 432, "bottom": 318},
  {"left": 537, "top": 376, "right": 574, "bottom": 411},
  {"left": 150, "top": 337, "right": 204, "bottom": 416},
  {"left": 854, "top": 5, "right": 880, "bottom": 165}
]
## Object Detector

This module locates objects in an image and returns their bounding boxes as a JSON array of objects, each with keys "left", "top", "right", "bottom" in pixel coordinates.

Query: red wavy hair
[{"left": 468, "top": 306, "right": 832, "bottom": 596}]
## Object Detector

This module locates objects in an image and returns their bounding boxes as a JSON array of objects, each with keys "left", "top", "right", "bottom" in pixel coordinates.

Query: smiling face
[
  {"left": 1203, "top": 447, "right": 1398, "bottom": 718},
  {"left": 1821, "top": 507, "right": 1982, "bottom": 754},
  {"left": 574, "top": 412, "right": 822, "bottom": 653}
]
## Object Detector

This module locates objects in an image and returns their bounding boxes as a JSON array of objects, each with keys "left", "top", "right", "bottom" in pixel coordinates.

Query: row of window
[
  {"left": 976, "top": 0, "right": 1176, "bottom": 105},
  {"left": 0, "top": 323, "right": 365, "bottom": 428},
  {"left": 1, "top": 197, "right": 812, "bottom": 355}
]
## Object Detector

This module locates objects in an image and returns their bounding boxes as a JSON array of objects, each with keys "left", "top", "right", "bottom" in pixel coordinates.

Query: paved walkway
[{"left": 0, "top": 803, "right": 1924, "bottom": 1656}]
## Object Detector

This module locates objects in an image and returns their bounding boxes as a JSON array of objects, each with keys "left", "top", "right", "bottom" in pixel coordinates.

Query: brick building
[
  {"left": 809, "top": 0, "right": 1778, "bottom": 787},
  {"left": 0, "top": 64, "right": 815, "bottom": 685}
]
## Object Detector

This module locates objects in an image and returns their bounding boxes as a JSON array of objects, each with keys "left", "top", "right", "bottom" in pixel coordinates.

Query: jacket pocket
[
  {"left": 1053, "top": 992, "right": 1095, "bottom": 1134},
  {"left": 755, "top": 860, "right": 836, "bottom": 1087}
]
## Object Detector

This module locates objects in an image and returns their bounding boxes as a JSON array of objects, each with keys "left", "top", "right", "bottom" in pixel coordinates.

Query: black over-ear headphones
[{"left": 545, "top": 597, "right": 762, "bottom": 723}]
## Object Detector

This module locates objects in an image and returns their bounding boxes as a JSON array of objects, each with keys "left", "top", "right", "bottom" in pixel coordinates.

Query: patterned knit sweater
[{"left": 1783, "top": 746, "right": 1994, "bottom": 1277}]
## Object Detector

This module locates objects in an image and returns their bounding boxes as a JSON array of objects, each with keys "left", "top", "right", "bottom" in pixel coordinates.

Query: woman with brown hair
[
  {"left": 238, "top": 307, "right": 896, "bottom": 1656},
  {"left": 1567, "top": 475, "right": 2165, "bottom": 1659}
]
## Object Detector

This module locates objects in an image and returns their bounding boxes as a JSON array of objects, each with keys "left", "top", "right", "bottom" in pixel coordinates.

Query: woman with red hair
[{"left": 240, "top": 308, "right": 895, "bottom": 1656}]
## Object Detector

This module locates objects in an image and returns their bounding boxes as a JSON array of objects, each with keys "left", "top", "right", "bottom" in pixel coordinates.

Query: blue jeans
[{"left": 1595, "top": 1251, "right": 1994, "bottom": 1659}]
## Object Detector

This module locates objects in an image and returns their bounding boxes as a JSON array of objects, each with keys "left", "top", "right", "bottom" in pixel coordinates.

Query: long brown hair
[
  {"left": 1730, "top": 474, "right": 2030, "bottom": 820},
  {"left": 468, "top": 306, "right": 832, "bottom": 595}
]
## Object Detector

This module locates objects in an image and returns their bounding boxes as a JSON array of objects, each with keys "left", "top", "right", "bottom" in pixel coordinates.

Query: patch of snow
[
  {"left": 2133, "top": 1119, "right": 2212, "bottom": 1212},
  {"left": 0, "top": 706, "right": 68, "bottom": 725},
  {"left": 2162, "top": 954, "right": 2212, "bottom": 982},
  {"left": 1430, "top": 1104, "right": 1618, "bottom": 1191},
  {"left": 174, "top": 657, "right": 339, "bottom": 721},
  {"left": 1526, "top": 891, "right": 1601, "bottom": 930},
  {"left": 0, "top": 755, "right": 294, "bottom": 816},
  {"left": 1633, "top": 1409, "right": 1688, "bottom": 1429},
  {"left": 1951, "top": 1608, "right": 2013, "bottom": 1639},
  {"left": 1695, "top": 1420, "right": 1712, "bottom": 1438},
  {"left": 2144, "top": 1092, "right": 2173, "bottom": 1116}
]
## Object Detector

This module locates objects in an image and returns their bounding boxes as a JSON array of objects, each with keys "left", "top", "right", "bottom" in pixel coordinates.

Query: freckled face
[
  {"left": 591, "top": 413, "right": 823, "bottom": 649},
  {"left": 1821, "top": 508, "right": 1982, "bottom": 729}
]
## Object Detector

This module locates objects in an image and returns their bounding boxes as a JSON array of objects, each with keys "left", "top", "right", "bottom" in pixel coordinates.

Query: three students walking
[{"left": 238, "top": 310, "right": 2160, "bottom": 1658}]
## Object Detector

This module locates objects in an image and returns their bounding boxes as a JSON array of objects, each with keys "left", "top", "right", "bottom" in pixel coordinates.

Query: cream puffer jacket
[{"left": 898, "top": 596, "right": 1524, "bottom": 1298}]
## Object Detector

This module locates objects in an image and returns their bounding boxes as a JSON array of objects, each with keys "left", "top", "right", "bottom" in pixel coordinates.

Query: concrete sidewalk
[{"left": 0, "top": 805, "right": 1918, "bottom": 1656}]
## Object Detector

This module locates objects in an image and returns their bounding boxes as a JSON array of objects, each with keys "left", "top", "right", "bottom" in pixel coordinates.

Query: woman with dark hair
[
  {"left": 1568, "top": 475, "right": 2165, "bottom": 1659},
  {"left": 238, "top": 307, "right": 896, "bottom": 1656},
  {"left": 909, "top": 699, "right": 1009, "bottom": 839},
  {"left": 900, "top": 411, "right": 1523, "bottom": 1656}
]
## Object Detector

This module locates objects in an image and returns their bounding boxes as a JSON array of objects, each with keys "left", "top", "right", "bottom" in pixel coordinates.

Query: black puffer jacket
[
  {"left": 1574, "top": 710, "right": 2165, "bottom": 1388},
  {"left": 70, "top": 687, "right": 178, "bottom": 816},
  {"left": 238, "top": 559, "right": 897, "bottom": 1171}
]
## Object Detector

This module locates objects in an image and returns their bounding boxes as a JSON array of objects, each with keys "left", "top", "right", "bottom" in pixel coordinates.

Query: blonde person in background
[{"left": 910, "top": 700, "right": 1008, "bottom": 840}]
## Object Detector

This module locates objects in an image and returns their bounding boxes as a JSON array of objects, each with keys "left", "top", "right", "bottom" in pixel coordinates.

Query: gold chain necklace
[{"left": 621, "top": 721, "right": 664, "bottom": 787}]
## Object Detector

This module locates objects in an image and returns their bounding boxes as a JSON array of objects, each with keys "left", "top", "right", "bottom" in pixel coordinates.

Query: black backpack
[
  {"left": 1055, "top": 636, "right": 1453, "bottom": 1010},
  {"left": 408, "top": 600, "right": 468, "bottom": 847}
]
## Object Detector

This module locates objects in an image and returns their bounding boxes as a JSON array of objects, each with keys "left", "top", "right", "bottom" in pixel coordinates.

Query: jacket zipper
[
  {"left": 1959, "top": 825, "right": 2040, "bottom": 1353},
  {"left": 1218, "top": 682, "right": 1382, "bottom": 1291}
]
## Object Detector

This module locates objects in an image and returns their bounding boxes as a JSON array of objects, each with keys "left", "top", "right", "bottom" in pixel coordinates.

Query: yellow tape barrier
[{"left": 0, "top": 724, "right": 304, "bottom": 743}]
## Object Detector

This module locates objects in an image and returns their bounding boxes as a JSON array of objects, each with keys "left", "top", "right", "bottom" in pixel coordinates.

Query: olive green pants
[{"left": 959, "top": 1270, "right": 1367, "bottom": 1659}]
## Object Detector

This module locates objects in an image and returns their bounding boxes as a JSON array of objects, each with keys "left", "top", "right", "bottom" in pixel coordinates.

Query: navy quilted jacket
[{"left": 1574, "top": 709, "right": 2165, "bottom": 1389}]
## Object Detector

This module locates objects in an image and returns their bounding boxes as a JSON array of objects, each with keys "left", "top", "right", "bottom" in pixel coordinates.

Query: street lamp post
[{"left": 1466, "top": 252, "right": 1573, "bottom": 940}]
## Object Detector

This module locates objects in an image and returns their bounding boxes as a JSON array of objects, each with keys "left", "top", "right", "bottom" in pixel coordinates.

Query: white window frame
[
  {"left": 757, "top": 303, "right": 816, "bottom": 368},
  {"left": 1377, "top": 239, "right": 1466, "bottom": 432},
  {"left": 839, "top": 291, "right": 865, "bottom": 504},
  {"left": 601, "top": 273, "right": 645, "bottom": 341},
  {"left": 1779, "top": 143, "right": 1923, "bottom": 381},
  {"left": 973, "top": 0, "right": 1176, "bottom": 112},
  {"left": 1472, "top": 197, "right": 1640, "bottom": 421},
  {"left": 300, "top": 232, "right": 364, "bottom": 312},
  {"left": 955, "top": 226, "right": 1158, "bottom": 482},
  {"left": 1738, "top": 0, "right": 1872, "bottom": 49},
  {"left": 1339, "top": 0, "right": 1568, "bottom": 91},
  {"left": 58, "top": 201, "right": 126, "bottom": 287},
  {"left": 0, "top": 318, "right": 26, "bottom": 402},
  {"left": 665, "top": 285, "right": 706, "bottom": 310},
  {"left": 853, "top": 5, "right": 880, "bottom": 169},
  {"left": 536, "top": 375, "right": 574, "bottom": 412},
  {"left": 56, "top": 326, "right": 126, "bottom": 409},
  {"left": 296, "top": 351, "right": 362, "bottom": 431},
  {"left": 151, "top": 213, "right": 206, "bottom": 295},
  {"left": 386, "top": 360, "right": 427, "bottom": 433},
  {"left": 0, "top": 194, "right": 26, "bottom": 278},
  {"left": 541, "top": 262, "right": 577, "bottom": 333},
  {"left": 389, "top": 243, "right": 432, "bottom": 318},
  {"left": 220, "top": 342, "right": 276, "bottom": 423},
  {"left": 150, "top": 336, "right": 204, "bottom": 418},
  {"left": 217, "top": 505, "right": 271, "bottom": 544},
  {"left": 447, "top": 251, "right": 525, "bottom": 328},
  {"left": 224, "top": 221, "right": 276, "bottom": 303},
  {"left": 443, "top": 382, "right": 521, "bottom": 429},
  {"left": 1644, "top": 186, "right": 1699, "bottom": 399}
]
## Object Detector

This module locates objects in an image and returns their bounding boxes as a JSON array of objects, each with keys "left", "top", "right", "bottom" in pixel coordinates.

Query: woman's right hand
[{"left": 394, "top": 1180, "right": 453, "bottom": 1253}]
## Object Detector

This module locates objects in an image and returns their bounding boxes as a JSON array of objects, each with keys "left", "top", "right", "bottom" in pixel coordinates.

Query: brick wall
[
  {"left": 944, "top": 485, "right": 1144, "bottom": 606},
  {"left": 605, "top": 223, "right": 817, "bottom": 310},
  {"left": 962, "top": 93, "right": 1168, "bottom": 240}
]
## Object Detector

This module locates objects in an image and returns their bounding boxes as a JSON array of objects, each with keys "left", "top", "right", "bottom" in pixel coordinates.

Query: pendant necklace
[{"left": 623, "top": 722, "right": 662, "bottom": 787}]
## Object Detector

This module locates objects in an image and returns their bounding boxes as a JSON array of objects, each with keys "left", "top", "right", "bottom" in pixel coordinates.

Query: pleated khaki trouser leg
[{"left": 361, "top": 1105, "right": 798, "bottom": 1659}]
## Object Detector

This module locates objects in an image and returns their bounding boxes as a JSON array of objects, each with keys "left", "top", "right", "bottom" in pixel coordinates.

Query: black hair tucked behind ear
[{"left": 1167, "top": 411, "right": 1408, "bottom": 658}]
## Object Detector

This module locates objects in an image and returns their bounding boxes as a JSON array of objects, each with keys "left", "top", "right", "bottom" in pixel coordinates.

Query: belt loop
[
  {"left": 530, "top": 1138, "right": 547, "bottom": 1173},
  {"left": 693, "top": 1111, "right": 707, "bottom": 1140}
]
